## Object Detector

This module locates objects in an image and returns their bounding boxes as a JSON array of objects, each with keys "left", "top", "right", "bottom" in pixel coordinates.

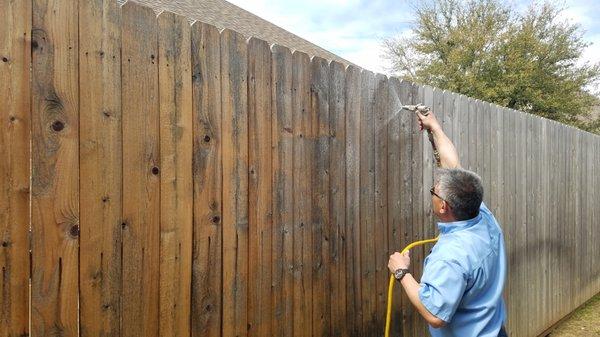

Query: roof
[{"left": 118, "top": 0, "right": 354, "bottom": 67}]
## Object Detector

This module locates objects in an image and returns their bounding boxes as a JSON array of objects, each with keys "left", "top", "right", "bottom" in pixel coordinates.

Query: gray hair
[{"left": 435, "top": 168, "right": 483, "bottom": 221}]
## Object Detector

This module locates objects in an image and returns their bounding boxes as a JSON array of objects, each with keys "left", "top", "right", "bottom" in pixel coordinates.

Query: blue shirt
[{"left": 418, "top": 202, "right": 507, "bottom": 337}]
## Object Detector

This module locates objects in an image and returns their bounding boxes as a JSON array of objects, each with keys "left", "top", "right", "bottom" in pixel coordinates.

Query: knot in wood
[
  {"left": 51, "top": 120, "right": 65, "bottom": 132},
  {"left": 69, "top": 225, "right": 80, "bottom": 238}
]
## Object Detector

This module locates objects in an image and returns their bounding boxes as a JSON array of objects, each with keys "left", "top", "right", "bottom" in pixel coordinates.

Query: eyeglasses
[{"left": 430, "top": 186, "right": 452, "bottom": 208}]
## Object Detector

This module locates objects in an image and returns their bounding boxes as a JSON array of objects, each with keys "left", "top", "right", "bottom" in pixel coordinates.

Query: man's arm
[
  {"left": 417, "top": 112, "right": 460, "bottom": 169},
  {"left": 388, "top": 251, "right": 446, "bottom": 328},
  {"left": 401, "top": 273, "right": 446, "bottom": 328}
]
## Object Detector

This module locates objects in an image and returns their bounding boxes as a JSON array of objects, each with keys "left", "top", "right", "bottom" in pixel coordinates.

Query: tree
[{"left": 383, "top": 0, "right": 600, "bottom": 132}]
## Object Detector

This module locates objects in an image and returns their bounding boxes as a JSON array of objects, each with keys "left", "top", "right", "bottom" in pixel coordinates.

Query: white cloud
[
  {"left": 225, "top": 0, "right": 598, "bottom": 79},
  {"left": 225, "top": 0, "right": 411, "bottom": 74}
]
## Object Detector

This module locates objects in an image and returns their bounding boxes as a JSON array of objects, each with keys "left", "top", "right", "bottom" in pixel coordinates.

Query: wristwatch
[{"left": 394, "top": 268, "right": 410, "bottom": 281}]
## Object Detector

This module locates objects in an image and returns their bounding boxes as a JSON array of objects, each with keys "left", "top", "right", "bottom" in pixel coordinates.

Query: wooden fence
[{"left": 1, "top": 1, "right": 599, "bottom": 336}]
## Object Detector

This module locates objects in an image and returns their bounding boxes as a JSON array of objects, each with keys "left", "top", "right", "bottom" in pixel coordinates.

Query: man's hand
[
  {"left": 416, "top": 110, "right": 441, "bottom": 132},
  {"left": 388, "top": 251, "right": 410, "bottom": 273},
  {"left": 414, "top": 110, "right": 461, "bottom": 169}
]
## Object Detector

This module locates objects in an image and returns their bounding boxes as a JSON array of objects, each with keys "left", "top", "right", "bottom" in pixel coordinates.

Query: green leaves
[{"left": 383, "top": 0, "right": 600, "bottom": 133}]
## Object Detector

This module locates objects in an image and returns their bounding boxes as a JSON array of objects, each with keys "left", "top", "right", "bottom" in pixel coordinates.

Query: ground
[{"left": 547, "top": 293, "right": 600, "bottom": 336}]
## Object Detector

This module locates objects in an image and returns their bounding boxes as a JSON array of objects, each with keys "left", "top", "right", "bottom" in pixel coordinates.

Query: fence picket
[
  {"left": 121, "top": 3, "right": 160, "bottom": 336},
  {"left": 31, "top": 0, "right": 80, "bottom": 334},
  {"left": 271, "top": 43, "right": 294, "bottom": 337},
  {"left": 0, "top": 1, "right": 31, "bottom": 335},
  {"left": 191, "top": 21, "right": 223, "bottom": 337},
  {"left": 221, "top": 28, "right": 249, "bottom": 337},
  {"left": 158, "top": 10, "right": 193, "bottom": 337}
]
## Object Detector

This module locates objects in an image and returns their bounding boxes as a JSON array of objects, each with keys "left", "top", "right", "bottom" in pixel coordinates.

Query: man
[{"left": 388, "top": 110, "right": 508, "bottom": 337}]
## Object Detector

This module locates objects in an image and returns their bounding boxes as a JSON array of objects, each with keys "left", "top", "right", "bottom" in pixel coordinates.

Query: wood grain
[
  {"left": 78, "top": 0, "right": 122, "bottom": 335},
  {"left": 291, "top": 50, "right": 312, "bottom": 337},
  {"left": 191, "top": 21, "right": 223, "bottom": 337},
  {"left": 310, "top": 56, "right": 331, "bottom": 336},
  {"left": 221, "top": 28, "right": 249, "bottom": 337},
  {"left": 248, "top": 36, "right": 273, "bottom": 337},
  {"left": 0, "top": 0, "right": 31, "bottom": 335},
  {"left": 158, "top": 10, "right": 193, "bottom": 337},
  {"left": 271, "top": 43, "right": 294, "bottom": 337},
  {"left": 344, "top": 65, "right": 362, "bottom": 336},
  {"left": 121, "top": 3, "right": 160, "bottom": 336},
  {"left": 31, "top": 0, "right": 79, "bottom": 334},
  {"left": 328, "top": 60, "right": 347, "bottom": 337}
]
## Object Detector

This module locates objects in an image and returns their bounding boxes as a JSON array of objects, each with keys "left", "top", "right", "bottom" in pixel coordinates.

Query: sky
[{"left": 225, "top": 0, "right": 600, "bottom": 82}]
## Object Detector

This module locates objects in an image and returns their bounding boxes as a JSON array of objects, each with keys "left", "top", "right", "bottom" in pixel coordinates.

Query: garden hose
[{"left": 384, "top": 237, "right": 439, "bottom": 337}]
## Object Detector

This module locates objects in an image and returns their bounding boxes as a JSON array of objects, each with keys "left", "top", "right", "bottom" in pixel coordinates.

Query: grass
[{"left": 547, "top": 292, "right": 600, "bottom": 336}]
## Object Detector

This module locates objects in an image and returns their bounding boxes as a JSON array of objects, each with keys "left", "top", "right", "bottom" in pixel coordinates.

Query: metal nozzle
[{"left": 402, "top": 104, "right": 431, "bottom": 116}]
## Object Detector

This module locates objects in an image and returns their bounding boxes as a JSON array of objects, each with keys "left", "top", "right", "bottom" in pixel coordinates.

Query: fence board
[
  {"left": 158, "top": 10, "right": 193, "bottom": 337},
  {"left": 397, "top": 80, "right": 415, "bottom": 337},
  {"left": 191, "top": 21, "right": 222, "bottom": 337},
  {"left": 359, "top": 70, "right": 377, "bottom": 335},
  {"left": 503, "top": 108, "right": 516, "bottom": 335},
  {"left": 221, "top": 28, "right": 249, "bottom": 337},
  {"left": 458, "top": 95, "right": 470, "bottom": 166},
  {"left": 411, "top": 83, "right": 427, "bottom": 337},
  {"left": 31, "top": 0, "right": 79, "bottom": 334},
  {"left": 484, "top": 103, "right": 492, "bottom": 206},
  {"left": 291, "top": 50, "right": 312, "bottom": 337},
  {"left": 328, "top": 60, "right": 347, "bottom": 337},
  {"left": 516, "top": 109, "right": 528, "bottom": 335},
  {"left": 557, "top": 124, "right": 565, "bottom": 321},
  {"left": 374, "top": 74, "right": 389, "bottom": 333},
  {"left": 344, "top": 65, "right": 362, "bottom": 336},
  {"left": 525, "top": 114, "right": 533, "bottom": 336},
  {"left": 310, "top": 56, "right": 331, "bottom": 336},
  {"left": 121, "top": 3, "right": 160, "bottom": 336},
  {"left": 78, "top": 0, "right": 122, "bottom": 335},
  {"left": 0, "top": 0, "right": 31, "bottom": 335},
  {"left": 386, "top": 77, "right": 403, "bottom": 336},
  {"left": 271, "top": 43, "right": 294, "bottom": 337},
  {"left": 248, "top": 36, "right": 273, "bottom": 337}
]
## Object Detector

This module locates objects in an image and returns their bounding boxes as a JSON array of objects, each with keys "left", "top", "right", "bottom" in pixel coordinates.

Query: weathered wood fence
[{"left": 1, "top": 1, "right": 599, "bottom": 336}]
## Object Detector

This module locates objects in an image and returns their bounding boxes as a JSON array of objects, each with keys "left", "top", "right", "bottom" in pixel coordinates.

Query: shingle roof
[{"left": 117, "top": 0, "right": 354, "bottom": 67}]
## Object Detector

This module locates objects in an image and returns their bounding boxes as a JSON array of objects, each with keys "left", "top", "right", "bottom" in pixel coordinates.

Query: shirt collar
[{"left": 437, "top": 212, "right": 482, "bottom": 234}]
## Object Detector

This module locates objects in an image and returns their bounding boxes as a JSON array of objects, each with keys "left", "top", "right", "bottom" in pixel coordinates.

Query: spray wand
[
  {"left": 384, "top": 104, "right": 441, "bottom": 337},
  {"left": 402, "top": 104, "right": 441, "bottom": 166}
]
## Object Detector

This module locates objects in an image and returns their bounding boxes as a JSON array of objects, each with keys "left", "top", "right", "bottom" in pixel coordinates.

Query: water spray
[{"left": 401, "top": 104, "right": 441, "bottom": 165}]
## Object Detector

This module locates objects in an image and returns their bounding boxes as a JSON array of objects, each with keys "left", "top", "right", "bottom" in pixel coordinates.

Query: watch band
[{"left": 394, "top": 268, "right": 410, "bottom": 281}]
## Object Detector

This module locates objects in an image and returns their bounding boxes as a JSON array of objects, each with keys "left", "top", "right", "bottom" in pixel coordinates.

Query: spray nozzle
[{"left": 402, "top": 104, "right": 431, "bottom": 116}]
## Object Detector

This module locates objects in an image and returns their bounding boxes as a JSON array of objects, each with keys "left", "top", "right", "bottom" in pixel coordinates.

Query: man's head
[{"left": 431, "top": 168, "right": 483, "bottom": 222}]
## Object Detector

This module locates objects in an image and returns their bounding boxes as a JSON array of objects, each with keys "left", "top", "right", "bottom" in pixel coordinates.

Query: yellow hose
[{"left": 384, "top": 237, "right": 439, "bottom": 337}]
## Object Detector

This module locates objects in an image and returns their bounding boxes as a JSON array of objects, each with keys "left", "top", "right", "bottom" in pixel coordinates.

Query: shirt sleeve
[{"left": 418, "top": 259, "right": 468, "bottom": 323}]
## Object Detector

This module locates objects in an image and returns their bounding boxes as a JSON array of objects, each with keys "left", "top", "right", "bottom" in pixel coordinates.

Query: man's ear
[{"left": 440, "top": 201, "right": 449, "bottom": 214}]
